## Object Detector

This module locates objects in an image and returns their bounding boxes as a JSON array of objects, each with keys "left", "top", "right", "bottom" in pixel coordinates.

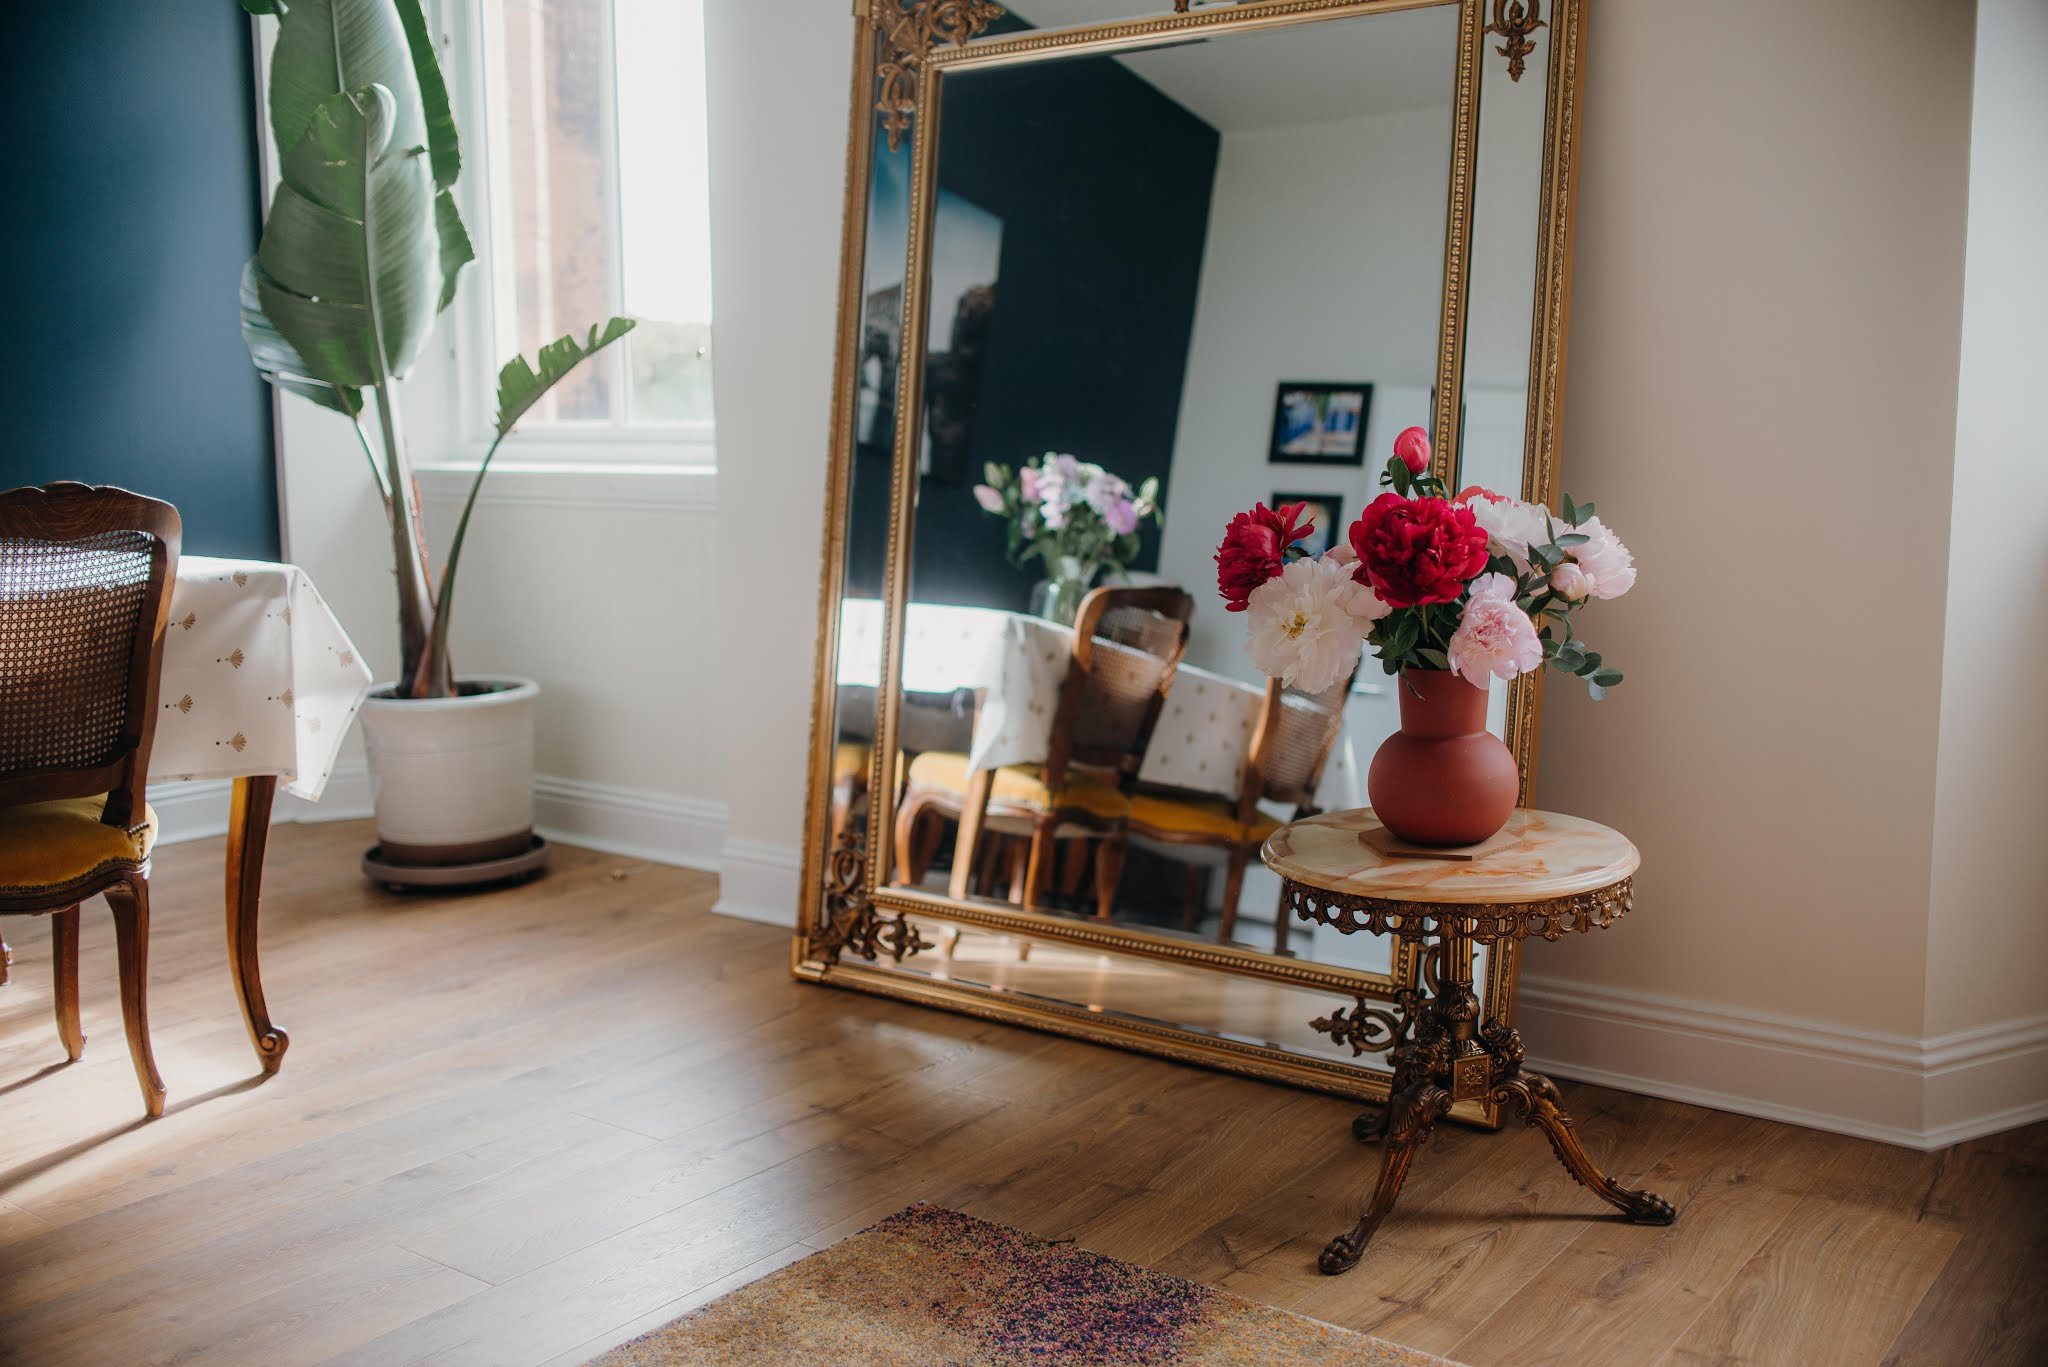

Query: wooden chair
[
  {"left": 894, "top": 585, "right": 1193, "bottom": 918},
  {"left": 1128, "top": 665, "right": 1357, "bottom": 949},
  {"left": 0, "top": 482, "right": 181, "bottom": 1117}
]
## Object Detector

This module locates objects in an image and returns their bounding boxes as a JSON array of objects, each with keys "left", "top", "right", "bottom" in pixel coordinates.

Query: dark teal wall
[{"left": 0, "top": 4, "right": 279, "bottom": 559}]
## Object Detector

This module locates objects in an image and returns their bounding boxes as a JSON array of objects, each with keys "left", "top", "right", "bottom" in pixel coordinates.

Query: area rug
[{"left": 586, "top": 1204, "right": 1457, "bottom": 1366}]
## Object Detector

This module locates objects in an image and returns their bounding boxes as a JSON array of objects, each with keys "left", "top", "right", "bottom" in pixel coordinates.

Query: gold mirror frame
[{"left": 793, "top": 0, "right": 1586, "bottom": 1116}]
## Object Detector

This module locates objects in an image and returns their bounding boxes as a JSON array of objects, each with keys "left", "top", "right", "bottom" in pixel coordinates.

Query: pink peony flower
[
  {"left": 1392, "top": 426, "right": 1432, "bottom": 475},
  {"left": 1019, "top": 466, "right": 1041, "bottom": 502},
  {"left": 1103, "top": 497, "right": 1139, "bottom": 536},
  {"left": 1244, "top": 555, "right": 1376, "bottom": 692},
  {"left": 972, "top": 484, "right": 1005, "bottom": 514},
  {"left": 1566, "top": 516, "right": 1636, "bottom": 599},
  {"left": 1549, "top": 562, "right": 1591, "bottom": 602},
  {"left": 1447, "top": 574, "right": 1544, "bottom": 686}
]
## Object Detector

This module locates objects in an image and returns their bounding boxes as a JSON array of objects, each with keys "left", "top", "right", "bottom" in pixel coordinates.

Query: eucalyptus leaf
[
  {"left": 1591, "top": 668, "right": 1624, "bottom": 687},
  {"left": 1588, "top": 683, "right": 1608, "bottom": 702},
  {"left": 1557, "top": 532, "right": 1590, "bottom": 547}
]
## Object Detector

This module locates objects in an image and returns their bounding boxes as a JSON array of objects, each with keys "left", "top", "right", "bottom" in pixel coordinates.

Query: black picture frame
[
  {"left": 1270, "top": 492, "right": 1343, "bottom": 558},
  {"left": 1268, "top": 381, "right": 1373, "bottom": 466}
]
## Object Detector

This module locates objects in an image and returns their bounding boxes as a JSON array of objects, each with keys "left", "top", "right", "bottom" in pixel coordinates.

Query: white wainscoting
[
  {"left": 711, "top": 837, "right": 804, "bottom": 928},
  {"left": 1519, "top": 974, "right": 2048, "bottom": 1151}
]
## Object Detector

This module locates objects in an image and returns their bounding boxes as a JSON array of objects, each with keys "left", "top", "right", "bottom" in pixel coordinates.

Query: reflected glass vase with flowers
[
  {"left": 975, "top": 454, "right": 1163, "bottom": 626},
  {"left": 1215, "top": 427, "right": 1635, "bottom": 845}
]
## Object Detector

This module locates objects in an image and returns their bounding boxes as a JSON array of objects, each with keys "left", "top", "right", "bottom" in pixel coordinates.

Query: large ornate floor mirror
[{"left": 797, "top": 0, "right": 1584, "bottom": 1124}]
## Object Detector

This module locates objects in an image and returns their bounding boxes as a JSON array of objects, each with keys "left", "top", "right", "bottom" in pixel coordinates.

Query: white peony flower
[
  {"left": 1447, "top": 574, "right": 1544, "bottom": 685},
  {"left": 1566, "top": 516, "right": 1636, "bottom": 599},
  {"left": 1549, "top": 562, "right": 1591, "bottom": 602},
  {"left": 1244, "top": 556, "right": 1376, "bottom": 693},
  {"left": 1461, "top": 490, "right": 1552, "bottom": 571}
]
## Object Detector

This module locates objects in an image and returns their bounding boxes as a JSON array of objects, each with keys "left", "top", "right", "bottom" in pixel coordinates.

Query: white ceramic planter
[{"left": 360, "top": 677, "right": 539, "bottom": 866}]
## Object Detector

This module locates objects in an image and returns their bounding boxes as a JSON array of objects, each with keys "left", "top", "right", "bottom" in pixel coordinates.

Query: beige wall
[
  {"left": 1530, "top": 0, "right": 1977, "bottom": 1035},
  {"left": 702, "top": 1, "right": 850, "bottom": 916},
  {"left": 1924, "top": 0, "right": 2048, "bottom": 1038}
]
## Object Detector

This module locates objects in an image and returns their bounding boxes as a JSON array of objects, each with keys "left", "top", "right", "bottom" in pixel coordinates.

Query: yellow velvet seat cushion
[
  {"left": 832, "top": 742, "right": 872, "bottom": 784},
  {"left": 907, "top": 751, "right": 1132, "bottom": 821},
  {"left": 1129, "top": 790, "right": 1282, "bottom": 845},
  {"left": 0, "top": 795, "right": 159, "bottom": 895}
]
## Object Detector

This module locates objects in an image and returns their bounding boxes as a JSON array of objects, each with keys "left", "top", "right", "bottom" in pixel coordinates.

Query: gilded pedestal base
[{"left": 1321, "top": 938, "right": 1676, "bottom": 1275}]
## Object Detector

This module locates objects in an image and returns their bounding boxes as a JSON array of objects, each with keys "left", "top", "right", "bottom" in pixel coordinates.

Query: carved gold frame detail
[{"left": 795, "top": 0, "right": 1585, "bottom": 1120}]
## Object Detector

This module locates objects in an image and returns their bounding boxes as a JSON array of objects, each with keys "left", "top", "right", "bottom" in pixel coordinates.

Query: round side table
[{"left": 1263, "top": 807, "right": 1678, "bottom": 1275}]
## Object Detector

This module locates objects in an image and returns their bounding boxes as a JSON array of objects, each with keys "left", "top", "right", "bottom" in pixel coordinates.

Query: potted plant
[
  {"left": 1215, "top": 427, "right": 1635, "bottom": 846},
  {"left": 237, "top": 0, "right": 633, "bottom": 881},
  {"left": 972, "top": 453, "right": 1163, "bottom": 625}
]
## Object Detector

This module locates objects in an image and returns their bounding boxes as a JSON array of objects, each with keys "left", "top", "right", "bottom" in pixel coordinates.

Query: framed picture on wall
[
  {"left": 1271, "top": 492, "right": 1342, "bottom": 558},
  {"left": 1269, "top": 381, "right": 1373, "bottom": 465}
]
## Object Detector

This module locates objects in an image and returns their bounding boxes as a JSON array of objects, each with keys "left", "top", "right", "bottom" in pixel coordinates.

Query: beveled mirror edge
[{"left": 795, "top": 0, "right": 1587, "bottom": 1126}]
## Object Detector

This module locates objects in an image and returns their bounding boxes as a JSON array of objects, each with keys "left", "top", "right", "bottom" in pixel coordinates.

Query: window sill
[{"left": 413, "top": 461, "right": 717, "bottom": 512}]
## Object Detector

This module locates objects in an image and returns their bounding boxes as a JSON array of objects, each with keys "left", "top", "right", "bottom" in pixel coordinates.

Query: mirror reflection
[{"left": 834, "top": 5, "right": 1545, "bottom": 983}]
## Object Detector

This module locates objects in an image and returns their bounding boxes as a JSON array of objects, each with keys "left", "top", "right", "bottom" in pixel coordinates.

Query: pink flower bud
[
  {"left": 1550, "top": 562, "right": 1591, "bottom": 602},
  {"left": 1393, "top": 426, "right": 1432, "bottom": 475},
  {"left": 972, "top": 484, "right": 1005, "bottom": 514}
]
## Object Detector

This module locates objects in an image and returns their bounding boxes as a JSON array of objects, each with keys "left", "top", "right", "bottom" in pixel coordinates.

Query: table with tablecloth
[
  {"left": 836, "top": 599, "right": 1367, "bottom": 809},
  {"left": 154, "top": 557, "right": 371, "bottom": 1071}
]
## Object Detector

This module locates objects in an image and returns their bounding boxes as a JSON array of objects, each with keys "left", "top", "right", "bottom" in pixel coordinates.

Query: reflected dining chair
[
  {"left": 894, "top": 585, "right": 1193, "bottom": 919},
  {"left": 1128, "top": 666, "right": 1357, "bottom": 950},
  {"left": 0, "top": 482, "right": 181, "bottom": 1117}
]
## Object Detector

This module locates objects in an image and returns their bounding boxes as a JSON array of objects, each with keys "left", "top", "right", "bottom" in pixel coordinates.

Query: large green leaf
[
  {"left": 238, "top": 260, "right": 362, "bottom": 416},
  {"left": 392, "top": 0, "right": 473, "bottom": 313},
  {"left": 266, "top": 0, "right": 423, "bottom": 161},
  {"left": 253, "top": 84, "right": 439, "bottom": 387},
  {"left": 493, "top": 318, "right": 639, "bottom": 435}
]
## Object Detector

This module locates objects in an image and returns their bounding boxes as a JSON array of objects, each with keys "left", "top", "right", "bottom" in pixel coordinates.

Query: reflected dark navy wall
[
  {"left": 846, "top": 31, "right": 1219, "bottom": 609},
  {"left": 0, "top": 6, "right": 278, "bottom": 558}
]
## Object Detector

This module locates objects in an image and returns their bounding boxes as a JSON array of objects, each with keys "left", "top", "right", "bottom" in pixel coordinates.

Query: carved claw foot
[
  {"left": 1319, "top": 1234, "right": 1365, "bottom": 1275},
  {"left": 1614, "top": 1186, "right": 1678, "bottom": 1225}
]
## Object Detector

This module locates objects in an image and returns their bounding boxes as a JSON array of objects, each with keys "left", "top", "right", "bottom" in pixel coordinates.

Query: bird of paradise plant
[{"left": 237, "top": 0, "right": 634, "bottom": 699}]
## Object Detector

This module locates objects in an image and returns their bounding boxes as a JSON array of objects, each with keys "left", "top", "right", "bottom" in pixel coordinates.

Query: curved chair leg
[
  {"left": 1321, "top": 1081, "right": 1452, "bottom": 1274},
  {"left": 1496, "top": 1069, "right": 1676, "bottom": 1225},
  {"left": 104, "top": 879, "right": 166, "bottom": 1118},
  {"left": 1216, "top": 848, "right": 1249, "bottom": 944},
  {"left": 1092, "top": 832, "right": 1126, "bottom": 920},
  {"left": 52, "top": 907, "right": 84, "bottom": 1061}
]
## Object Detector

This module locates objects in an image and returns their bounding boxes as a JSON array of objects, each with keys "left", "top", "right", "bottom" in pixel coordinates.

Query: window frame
[{"left": 433, "top": 0, "right": 717, "bottom": 471}]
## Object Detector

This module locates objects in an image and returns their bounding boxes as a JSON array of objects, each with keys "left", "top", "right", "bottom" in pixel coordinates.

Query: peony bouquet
[
  {"left": 1215, "top": 427, "right": 1633, "bottom": 697},
  {"left": 975, "top": 453, "right": 1163, "bottom": 589}
]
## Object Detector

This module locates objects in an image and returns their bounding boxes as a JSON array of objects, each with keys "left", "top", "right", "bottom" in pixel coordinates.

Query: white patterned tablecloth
[
  {"left": 837, "top": 600, "right": 1363, "bottom": 805},
  {"left": 152, "top": 557, "right": 372, "bottom": 801}
]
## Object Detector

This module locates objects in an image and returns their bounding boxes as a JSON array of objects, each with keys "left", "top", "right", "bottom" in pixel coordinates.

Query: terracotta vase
[{"left": 1367, "top": 669, "right": 1519, "bottom": 847}]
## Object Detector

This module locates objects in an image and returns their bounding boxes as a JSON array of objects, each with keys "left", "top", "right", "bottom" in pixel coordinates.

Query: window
[{"left": 471, "top": 0, "right": 714, "bottom": 449}]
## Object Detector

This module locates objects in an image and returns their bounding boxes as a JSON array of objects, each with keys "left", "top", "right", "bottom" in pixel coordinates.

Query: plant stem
[
  {"left": 350, "top": 413, "right": 394, "bottom": 510},
  {"left": 373, "top": 380, "right": 444, "bottom": 698},
  {"left": 419, "top": 427, "right": 506, "bottom": 697}
]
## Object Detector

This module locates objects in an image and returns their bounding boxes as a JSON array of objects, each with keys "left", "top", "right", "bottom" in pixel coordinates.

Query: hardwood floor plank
[
  {"left": 0, "top": 820, "right": 2032, "bottom": 1367},
  {"left": 1659, "top": 1194, "right": 1961, "bottom": 1367},
  {"left": 1448, "top": 1114, "right": 1808, "bottom": 1364}
]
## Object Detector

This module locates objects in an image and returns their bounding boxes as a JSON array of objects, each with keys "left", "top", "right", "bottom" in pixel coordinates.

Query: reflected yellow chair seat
[
  {"left": 1128, "top": 790, "right": 1281, "bottom": 845},
  {"left": 833, "top": 742, "right": 871, "bottom": 784},
  {"left": 906, "top": 751, "right": 1131, "bottom": 821},
  {"left": 0, "top": 795, "right": 159, "bottom": 895}
]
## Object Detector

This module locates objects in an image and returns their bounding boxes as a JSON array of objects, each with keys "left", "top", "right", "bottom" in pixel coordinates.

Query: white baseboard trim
[
  {"left": 151, "top": 759, "right": 376, "bottom": 846},
  {"left": 711, "top": 837, "right": 802, "bottom": 928},
  {"left": 532, "top": 775, "right": 725, "bottom": 870},
  {"left": 1517, "top": 975, "right": 2048, "bottom": 1151}
]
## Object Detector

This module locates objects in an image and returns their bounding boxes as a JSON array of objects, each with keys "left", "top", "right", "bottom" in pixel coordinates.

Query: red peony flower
[
  {"left": 1392, "top": 426, "right": 1432, "bottom": 475},
  {"left": 1216, "top": 501, "right": 1315, "bottom": 612},
  {"left": 1346, "top": 492, "right": 1490, "bottom": 608}
]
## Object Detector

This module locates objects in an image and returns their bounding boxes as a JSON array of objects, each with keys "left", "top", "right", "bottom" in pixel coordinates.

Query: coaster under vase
[{"left": 1358, "top": 818, "right": 1516, "bottom": 862}]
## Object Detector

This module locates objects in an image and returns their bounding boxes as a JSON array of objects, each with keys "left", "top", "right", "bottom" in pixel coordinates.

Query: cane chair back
[
  {"left": 0, "top": 483, "right": 182, "bottom": 830},
  {"left": 1244, "top": 663, "right": 1360, "bottom": 821},
  {"left": 1045, "top": 585, "right": 1194, "bottom": 793}
]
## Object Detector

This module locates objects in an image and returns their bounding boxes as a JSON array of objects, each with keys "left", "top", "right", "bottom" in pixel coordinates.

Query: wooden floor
[{"left": 0, "top": 822, "right": 2040, "bottom": 1367}]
